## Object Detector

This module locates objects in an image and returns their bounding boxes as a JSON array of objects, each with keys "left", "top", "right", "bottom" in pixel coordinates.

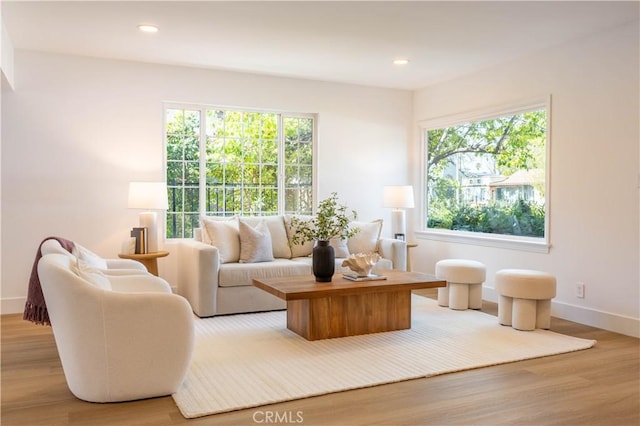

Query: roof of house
[{"left": 490, "top": 169, "right": 545, "bottom": 187}]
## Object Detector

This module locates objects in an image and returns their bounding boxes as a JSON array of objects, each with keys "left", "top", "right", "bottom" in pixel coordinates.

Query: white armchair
[{"left": 37, "top": 253, "right": 194, "bottom": 403}]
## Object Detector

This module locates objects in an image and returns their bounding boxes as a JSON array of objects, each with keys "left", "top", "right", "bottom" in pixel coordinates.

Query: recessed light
[
  {"left": 138, "top": 24, "right": 159, "bottom": 33},
  {"left": 393, "top": 58, "right": 410, "bottom": 65}
]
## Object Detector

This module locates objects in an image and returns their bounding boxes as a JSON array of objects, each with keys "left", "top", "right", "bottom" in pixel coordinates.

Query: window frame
[
  {"left": 163, "top": 102, "right": 318, "bottom": 239},
  {"left": 416, "top": 97, "right": 551, "bottom": 253}
]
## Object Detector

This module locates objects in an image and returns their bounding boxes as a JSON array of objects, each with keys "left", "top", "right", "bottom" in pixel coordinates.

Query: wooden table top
[
  {"left": 117, "top": 251, "right": 170, "bottom": 260},
  {"left": 253, "top": 270, "right": 446, "bottom": 301}
]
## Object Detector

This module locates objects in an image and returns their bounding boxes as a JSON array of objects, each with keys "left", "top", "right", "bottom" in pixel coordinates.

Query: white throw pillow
[
  {"left": 201, "top": 216, "right": 240, "bottom": 263},
  {"left": 347, "top": 219, "right": 383, "bottom": 254},
  {"left": 330, "top": 237, "right": 350, "bottom": 258},
  {"left": 284, "top": 214, "right": 314, "bottom": 258},
  {"left": 238, "top": 219, "right": 275, "bottom": 263},
  {"left": 73, "top": 243, "right": 108, "bottom": 270},
  {"left": 240, "top": 216, "right": 291, "bottom": 259},
  {"left": 200, "top": 215, "right": 237, "bottom": 244},
  {"left": 72, "top": 259, "right": 111, "bottom": 290}
]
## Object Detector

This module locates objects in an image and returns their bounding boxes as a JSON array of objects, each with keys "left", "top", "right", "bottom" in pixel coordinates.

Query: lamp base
[
  {"left": 139, "top": 212, "right": 158, "bottom": 253},
  {"left": 390, "top": 209, "right": 406, "bottom": 238}
]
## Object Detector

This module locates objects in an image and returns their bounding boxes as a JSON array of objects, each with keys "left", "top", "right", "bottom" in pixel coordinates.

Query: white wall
[
  {"left": 1, "top": 17, "right": 15, "bottom": 90},
  {"left": 411, "top": 22, "right": 639, "bottom": 337},
  {"left": 1, "top": 51, "right": 412, "bottom": 312}
]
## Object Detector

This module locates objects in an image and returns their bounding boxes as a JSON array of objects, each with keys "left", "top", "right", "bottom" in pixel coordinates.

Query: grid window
[{"left": 165, "top": 106, "right": 315, "bottom": 238}]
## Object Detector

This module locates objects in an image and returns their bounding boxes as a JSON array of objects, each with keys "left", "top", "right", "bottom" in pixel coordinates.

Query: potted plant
[{"left": 290, "top": 193, "right": 358, "bottom": 282}]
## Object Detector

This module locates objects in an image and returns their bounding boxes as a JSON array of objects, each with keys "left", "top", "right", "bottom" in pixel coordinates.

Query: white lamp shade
[
  {"left": 128, "top": 182, "right": 169, "bottom": 210},
  {"left": 383, "top": 185, "right": 415, "bottom": 209}
]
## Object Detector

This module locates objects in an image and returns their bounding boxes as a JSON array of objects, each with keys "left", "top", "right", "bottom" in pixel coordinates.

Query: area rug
[{"left": 173, "top": 295, "right": 595, "bottom": 418}]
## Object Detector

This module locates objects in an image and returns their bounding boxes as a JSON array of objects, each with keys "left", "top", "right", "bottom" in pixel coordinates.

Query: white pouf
[
  {"left": 495, "top": 269, "right": 557, "bottom": 331},
  {"left": 435, "top": 259, "right": 486, "bottom": 310}
]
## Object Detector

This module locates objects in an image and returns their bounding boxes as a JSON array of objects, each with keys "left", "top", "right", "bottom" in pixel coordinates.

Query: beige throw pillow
[
  {"left": 347, "top": 219, "right": 383, "bottom": 254},
  {"left": 238, "top": 219, "right": 275, "bottom": 263},
  {"left": 201, "top": 216, "right": 240, "bottom": 263},
  {"left": 284, "top": 214, "right": 315, "bottom": 257},
  {"left": 239, "top": 216, "right": 291, "bottom": 259}
]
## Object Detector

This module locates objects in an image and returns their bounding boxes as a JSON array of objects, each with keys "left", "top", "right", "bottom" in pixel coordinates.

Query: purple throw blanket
[{"left": 23, "top": 237, "right": 75, "bottom": 326}]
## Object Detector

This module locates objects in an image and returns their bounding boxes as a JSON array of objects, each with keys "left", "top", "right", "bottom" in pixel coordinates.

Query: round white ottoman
[
  {"left": 435, "top": 259, "right": 486, "bottom": 310},
  {"left": 495, "top": 269, "right": 556, "bottom": 331}
]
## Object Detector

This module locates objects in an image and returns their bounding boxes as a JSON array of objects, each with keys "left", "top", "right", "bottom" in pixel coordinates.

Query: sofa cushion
[
  {"left": 239, "top": 216, "right": 291, "bottom": 259},
  {"left": 218, "top": 259, "right": 311, "bottom": 287},
  {"left": 238, "top": 219, "right": 275, "bottom": 263},
  {"left": 330, "top": 237, "right": 350, "bottom": 258},
  {"left": 201, "top": 216, "right": 240, "bottom": 263},
  {"left": 294, "top": 256, "right": 392, "bottom": 274},
  {"left": 347, "top": 219, "right": 383, "bottom": 254},
  {"left": 284, "top": 214, "right": 314, "bottom": 258}
]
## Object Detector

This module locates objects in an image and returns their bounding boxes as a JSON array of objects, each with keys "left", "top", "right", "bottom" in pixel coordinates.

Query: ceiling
[{"left": 3, "top": 1, "right": 638, "bottom": 90}]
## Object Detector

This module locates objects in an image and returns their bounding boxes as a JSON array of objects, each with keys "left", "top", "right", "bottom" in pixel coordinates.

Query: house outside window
[
  {"left": 420, "top": 99, "right": 549, "bottom": 249},
  {"left": 165, "top": 105, "right": 316, "bottom": 238}
]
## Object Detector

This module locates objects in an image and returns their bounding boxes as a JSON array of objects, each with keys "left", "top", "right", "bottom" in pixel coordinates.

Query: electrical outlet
[{"left": 576, "top": 282, "right": 585, "bottom": 299}]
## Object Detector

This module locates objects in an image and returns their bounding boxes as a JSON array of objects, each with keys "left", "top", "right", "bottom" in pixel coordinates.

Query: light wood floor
[{"left": 2, "top": 294, "right": 639, "bottom": 426}]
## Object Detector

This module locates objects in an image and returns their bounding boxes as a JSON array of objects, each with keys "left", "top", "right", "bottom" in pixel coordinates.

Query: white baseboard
[
  {"left": 482, "top": 286, "right": 639, "bottom": 338},
  {"left": 550, "top": 301, "right": 640, "bottom": 338},
  {"left": 1, "top": 296, "right": 25, "bottom": 315}
]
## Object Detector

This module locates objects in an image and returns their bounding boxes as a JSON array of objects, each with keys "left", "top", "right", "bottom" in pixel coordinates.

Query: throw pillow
[
  {"left": 72, "top": 259, "right": 111, "bottom": 290},
  {"left": 284, "top": 214, "right": 315, "bottom": 257},
  {"left": 200, "top": 215, "right": 237, "bottom": 244},
  {"left": 73, "top": 243, "right": 108, "bottom": 270},
  {"left": 330, "top": 237, "right": 350, "bottom": 258},
  {"left": 240, "top": 216, "right": 291, "bottom": 259},
  {"left": 347, "top": 219, "right": 383, "bottom": 254},
  {"left": 201, "top": 216, "right": 240, "bottom": 263},
  {"left": 238, "top": 219, "right": 275, "bottom": 263}
]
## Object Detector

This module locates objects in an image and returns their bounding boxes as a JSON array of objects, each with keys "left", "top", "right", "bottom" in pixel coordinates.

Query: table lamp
[
  {"left": 383, "top": 185, "right": 415, "bottom": 240},
  {"left": 128, "top": 182, "right": 169, "bottom": 253}
]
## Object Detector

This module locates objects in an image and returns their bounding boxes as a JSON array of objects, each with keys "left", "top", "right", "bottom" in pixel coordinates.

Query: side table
[
  {"left": 406, "top": 243, "right": 418, "bottom": 272},
  {"left": 117, "top": 251, "right": 169, "bottom": 276}
]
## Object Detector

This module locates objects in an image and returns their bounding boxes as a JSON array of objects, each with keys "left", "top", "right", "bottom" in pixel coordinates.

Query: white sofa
[
  {"left": 177, "top": 215, "right": 407, "bottom": 317},
  {"left": 38, "top": 252, "right": 194, "bottom": 403}
]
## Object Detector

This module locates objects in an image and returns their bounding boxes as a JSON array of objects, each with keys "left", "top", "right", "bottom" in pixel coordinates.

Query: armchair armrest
[
  {"left": 99, "top": 291, "right": 194, "bottom": 401},
  {"left": 108, "top": 274, "right": 172, "bottom": 293},
  {"left": 378, "top": 238, "right": 407, "bottom": 271},
  {"left": 102, "top": 268, "right": 150, "bottom": 276},
  {"left": 178, "top": 239, "right": 221, "bottom": 317},
  {"left": 106, "top": 259, "right": 148, "bottom": 271}
]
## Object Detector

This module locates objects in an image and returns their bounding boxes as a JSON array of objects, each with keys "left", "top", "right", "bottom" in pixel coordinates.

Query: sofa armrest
[
  {"left": 378, "top": 238, "right": 407, "bottom": 271},
  {"left": 178, "top": 239, "right": 220, "bottom": 317}
]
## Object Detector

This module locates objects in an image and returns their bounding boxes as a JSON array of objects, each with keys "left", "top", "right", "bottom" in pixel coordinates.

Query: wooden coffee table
[{"left": 253, "top": 270, "right": 446, "bottom": 340}]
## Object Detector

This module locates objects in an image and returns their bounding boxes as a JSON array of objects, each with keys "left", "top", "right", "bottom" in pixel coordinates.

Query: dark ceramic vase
[{"left": 312, "top": 240, "right": 335, "bottom": 282}]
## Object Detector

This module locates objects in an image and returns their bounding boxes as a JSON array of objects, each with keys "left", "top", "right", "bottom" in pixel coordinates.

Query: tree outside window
[
  {"left": 165, "top": 106, "right": 315, "bottom": 238},
  {"left": 424, "top": 106, "right": 547, "bottom": 238}
]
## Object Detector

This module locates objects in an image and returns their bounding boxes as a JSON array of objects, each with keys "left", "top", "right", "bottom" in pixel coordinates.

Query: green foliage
[
  {"left": 166, "top": 108, "right": 315, "bottom": 238},
  {"left": 426, "top": 110, "right": 546, "bottom": 180},
  {"left": 425, "top": 108, "right": 546, "bottom": 238},
  {"left": 290, "top": 193, "right": 358, "bottom": 243},
  {"left": 428, "top": 199, "right": 545, "bottom": 237}
]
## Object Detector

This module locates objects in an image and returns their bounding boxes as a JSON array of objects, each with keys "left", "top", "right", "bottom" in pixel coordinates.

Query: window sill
[{"left": 415, "top": 229, "right": 550, "bottom": 253}]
